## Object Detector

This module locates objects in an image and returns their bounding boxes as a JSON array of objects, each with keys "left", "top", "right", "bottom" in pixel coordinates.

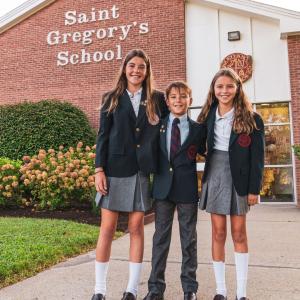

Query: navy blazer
[
  {"left": 203, "top": 104, "right": 265, "bottom": 196},
  {"left": 95, "top": 89, "right": 168, "bottom": 177},
  {"left": 152, "top": 115, "right": 207, "bottom": 203}
]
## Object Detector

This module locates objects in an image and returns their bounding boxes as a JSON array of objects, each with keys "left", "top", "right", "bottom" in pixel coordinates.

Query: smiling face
[
  {"left": 166, "top": 87, "right": 192, "bottom": 117},
  {"left": 124, "top": 56, "right": 147, "bottom": 91},
  {"left": 214, "top": 75, "right": 238, "bottom": 108}
]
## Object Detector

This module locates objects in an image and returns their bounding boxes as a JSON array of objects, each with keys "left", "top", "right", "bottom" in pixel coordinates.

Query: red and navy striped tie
[{"left": 170, "top": 118, "right": 181, "bottom": 161}]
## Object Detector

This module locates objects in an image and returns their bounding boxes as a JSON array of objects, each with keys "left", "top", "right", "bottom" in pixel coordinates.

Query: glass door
[{"left": 255, "top": 102, "right": 294, "bottom": 202}]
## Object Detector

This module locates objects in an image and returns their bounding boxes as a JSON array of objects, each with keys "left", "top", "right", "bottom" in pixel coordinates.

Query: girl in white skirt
[
  {"left": 198, "top": 68, "right": 265, "bottom": 300},
  {"left": 92, "top": 49, "right": 168, "bottom": 300}
]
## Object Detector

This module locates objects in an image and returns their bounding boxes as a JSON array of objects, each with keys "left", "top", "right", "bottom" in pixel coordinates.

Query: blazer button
[
  {"left": 137, "top": 144, "right": 140, "bottom": 148},
  {"left": 169, "top": 168, "right": 173, "bottom": 172},
  {"left": 136, "top": 128, "right": 140, "bottom": 132}
]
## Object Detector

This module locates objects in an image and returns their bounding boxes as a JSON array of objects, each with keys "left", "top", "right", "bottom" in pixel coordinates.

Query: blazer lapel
[
  {"left": 136, "top": 89, "right": 147, "bottom": 126},
  {"left": 160, "top": 117, "right": 169, "bottom": 159},
  {"left": 229, "top": 130, "right": 238, "bottom": 147},
  {"left": 171, "top": 117, "right": 196, "bottom": 160},
  {"left": 121, "top": 91, "right": 137, "bottom": 123},
  {"left": 177, "top": 117, "right": 194, "bottom": 154},
  {"left": 207, "top": 105, "right": 217, "bottom": 151}
]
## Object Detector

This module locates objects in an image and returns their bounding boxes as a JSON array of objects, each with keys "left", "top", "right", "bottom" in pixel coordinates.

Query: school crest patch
[{"left": 238, "top": 134, "right": 251, "bottom": 147}]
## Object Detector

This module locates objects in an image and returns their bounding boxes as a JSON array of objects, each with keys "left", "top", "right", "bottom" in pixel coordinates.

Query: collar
[
  {"left": 126, "top": 87, "right": 143, "bottom": 98},
  {"left": 169, "top": 113, "right": 188, "bottom": 125},
  {"left": 216, "top": 106, "right": 234, "bottom": 121}
]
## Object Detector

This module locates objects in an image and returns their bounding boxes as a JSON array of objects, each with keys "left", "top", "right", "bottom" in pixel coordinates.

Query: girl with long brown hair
[
  {"left": 92, "top": 49, "right": 168, "bottom": 300},
  {"left": 198, "top": 68, "right": 265, "bottom": 300}
]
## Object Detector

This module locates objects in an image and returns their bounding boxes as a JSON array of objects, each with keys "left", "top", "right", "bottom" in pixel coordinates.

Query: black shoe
[
  {"left": 184, "top": 292, "right": 197, "bottom": 300},
  {"left": 91, "top": 294, "right": 105, "bottom": 300},
  {"left": 121, "top": 292, "right": 136, "bottom": 300},
  {"left": 213, "top": 295, "right": 227, "bottom": 300},
  {"left": 236, "top": 297, "right": 249, "bottom": 300},
  {"left": 143, "top": 291, "right": 164, "bottom": 300}
]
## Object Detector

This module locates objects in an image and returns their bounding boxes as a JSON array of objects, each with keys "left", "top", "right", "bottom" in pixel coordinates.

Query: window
[
  {"left": 260, "top": 167, "right": 293, "bottom": 202},
  {"left": 255, "top": 103, "right": 294, "bottom": 202}
]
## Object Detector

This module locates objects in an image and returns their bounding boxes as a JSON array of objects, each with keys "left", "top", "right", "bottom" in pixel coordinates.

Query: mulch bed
[
  {"left": 0, "top": 206, "right": 155, "bottom": 232},
  {"left": 0, "top": 207, "right": 129, "bottom": 232}
]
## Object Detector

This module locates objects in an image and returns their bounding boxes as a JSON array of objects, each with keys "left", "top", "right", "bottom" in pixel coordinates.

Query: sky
[{"left": 0, "top": 0, "right": 299, "bottom": 18}]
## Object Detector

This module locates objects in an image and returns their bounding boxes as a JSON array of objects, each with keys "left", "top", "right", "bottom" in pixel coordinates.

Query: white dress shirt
[
  {"left": 213, "top": 107, "right": 234, "bottom": 151},
  {"left": 126, "top": 88, "right": 142, "bottom": 117}
]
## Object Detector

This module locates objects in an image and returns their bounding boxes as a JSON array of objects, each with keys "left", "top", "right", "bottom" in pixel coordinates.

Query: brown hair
[
  {"left": 102, "top": 49, "right": 157, "bottom": 123},
  {"left": 166, "top": 81, "right": 192, "bottom": 99},
  {"left": 197, "top": 68, "right": 258, "bottom": 134}
]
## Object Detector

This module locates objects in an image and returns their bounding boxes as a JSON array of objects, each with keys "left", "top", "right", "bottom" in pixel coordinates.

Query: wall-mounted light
[{"left": 228, "top": 31, "right": 240, "bottom": 41}]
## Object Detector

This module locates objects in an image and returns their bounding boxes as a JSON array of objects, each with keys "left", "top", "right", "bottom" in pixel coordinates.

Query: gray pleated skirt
[
  {"left": 95, "top": 171, "right": 152, "bottom": 212},
  {"left": 199, "top": 150, "right": 249, "bottom": 216}
]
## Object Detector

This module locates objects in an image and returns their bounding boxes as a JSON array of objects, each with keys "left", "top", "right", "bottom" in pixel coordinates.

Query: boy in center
[{"left": 143, "top": 82, "right": 206, "bottom": 300}]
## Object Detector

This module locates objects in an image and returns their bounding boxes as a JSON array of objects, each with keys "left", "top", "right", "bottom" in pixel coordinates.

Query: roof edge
[
  {"left": 1, "top": 0, "right": 300, "bottom": 35},
  {"left": 194, "top": 0, "right": 300, "bottom": 18},
  {"left": 187, "top": 0, "right": 300, "bottom": 36},
  {"left": 0, "top": 0, "right": 56, "bottom": 35},
  {"left": 281, "top": 31, "right": 300, "bottom": 39}
]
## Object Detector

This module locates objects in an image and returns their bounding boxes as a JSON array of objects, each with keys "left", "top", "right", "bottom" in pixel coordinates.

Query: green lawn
[{"left": 0, "top": 217, "right": 122, "bottom": 288}]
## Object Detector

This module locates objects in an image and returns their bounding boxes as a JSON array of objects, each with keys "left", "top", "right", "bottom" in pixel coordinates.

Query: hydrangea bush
[
  {"left": 0, "top": 142, "right": 97, "bottom": 210},
  {"left": 0, "top": 158, "right": 22, "bottom": 206}
]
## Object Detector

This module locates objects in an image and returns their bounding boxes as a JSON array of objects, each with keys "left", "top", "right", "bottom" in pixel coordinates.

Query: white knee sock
[
  {"left": 95, "top": 261, "right": 109, "bottom": 295},
  {"left": 235, "top": 252, "right": 249, "bottom": 299},
  {"left": 126, "top": 262, "right": 142, "bottom": 296},
  {"left": 213, "top": 261, "right": 227, "bottom": 296}
]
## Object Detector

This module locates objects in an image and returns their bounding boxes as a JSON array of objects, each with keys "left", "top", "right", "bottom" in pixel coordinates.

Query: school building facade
[{"left": 1, "top": 0, "right": 300, "bottom": 205}]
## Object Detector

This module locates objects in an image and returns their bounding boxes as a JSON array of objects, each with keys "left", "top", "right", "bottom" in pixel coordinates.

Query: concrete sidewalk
[{"left": 0, "top": 204, "right": 299, "bottom": 300}]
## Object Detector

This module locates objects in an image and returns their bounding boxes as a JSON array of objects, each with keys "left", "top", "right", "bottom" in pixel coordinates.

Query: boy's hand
[
  {"left": 95, "top": 171, "right": 108, "bottom": 195},
  {"left": 248, "top": 193, "right": 258, "bottom": 206}
]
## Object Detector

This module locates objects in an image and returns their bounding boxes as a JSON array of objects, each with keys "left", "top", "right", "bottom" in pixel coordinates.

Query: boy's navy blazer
[
  {"left": 152, "top": 115, "right": 206, "bottom": 203},
  {"left": 95, "top": 89, "right": 168, "bottom": 177},
  {"left": 203, "top": 104, "right": 265, "bottom": 196}
]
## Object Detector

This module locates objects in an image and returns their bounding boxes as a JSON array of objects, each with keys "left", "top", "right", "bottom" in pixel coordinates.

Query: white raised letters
[
  {"left": 56, "top": 45, "right": 122, "bottom": 66},
  {"left": 49, "top": 4, "right": 149, "bottom": 66},
  {"left": 64, "top": 11, "right": 77, "bottom": 26}
]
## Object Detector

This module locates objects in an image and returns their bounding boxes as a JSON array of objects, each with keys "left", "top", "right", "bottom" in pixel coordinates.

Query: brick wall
[
  {"left": 0, "top": 0, "right": 186, "bottom": 129},
  {"left": 287, "top": 35, "right": 300, "bottom": 206}
]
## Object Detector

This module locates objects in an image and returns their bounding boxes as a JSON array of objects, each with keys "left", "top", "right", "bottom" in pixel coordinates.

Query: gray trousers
[{"left": 148, "top": 200, "right": 198, "bottom": 294}]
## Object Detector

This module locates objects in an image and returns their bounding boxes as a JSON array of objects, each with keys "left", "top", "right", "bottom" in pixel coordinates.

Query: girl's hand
[
  {"left": 248, "top": 193, "right": 259, "bottom": 206},
  {"left": 95, "top": 172, "right": 108, "bottom": 195}
]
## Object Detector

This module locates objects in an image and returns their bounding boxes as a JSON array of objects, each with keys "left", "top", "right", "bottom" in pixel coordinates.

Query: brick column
[{"left": 287, "top": 35, "right": 300, "bottom": 206}]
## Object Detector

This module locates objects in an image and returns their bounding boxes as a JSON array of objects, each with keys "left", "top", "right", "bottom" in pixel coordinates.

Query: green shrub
[
  {"left": 293, "top": 145, "right": 300, "bottom": 160},
  {"left": 0, "top": 157, "right": 22, "bottom": 206},
  {"left": 0, "top": 100, "right": 96, "bottom": 159}
]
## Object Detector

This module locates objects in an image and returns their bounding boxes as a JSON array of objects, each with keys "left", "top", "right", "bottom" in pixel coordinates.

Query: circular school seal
[
  {"left": 187, "top": 145, "right": 197, "bottom": 160},
  {"left": 221, "top": 53, "right": 253, "bottom": 82},
  {"left": 238, "top": 134, "right": 252, "bottom": 147}
]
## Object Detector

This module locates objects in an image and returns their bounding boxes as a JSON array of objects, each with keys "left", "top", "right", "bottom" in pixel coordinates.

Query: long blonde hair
[
  {"left": 197, "top": 68, "right": 258, "bottom": 134},
  {"left": 102, "top": 49, "right": 157, "bottom": 123}
]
